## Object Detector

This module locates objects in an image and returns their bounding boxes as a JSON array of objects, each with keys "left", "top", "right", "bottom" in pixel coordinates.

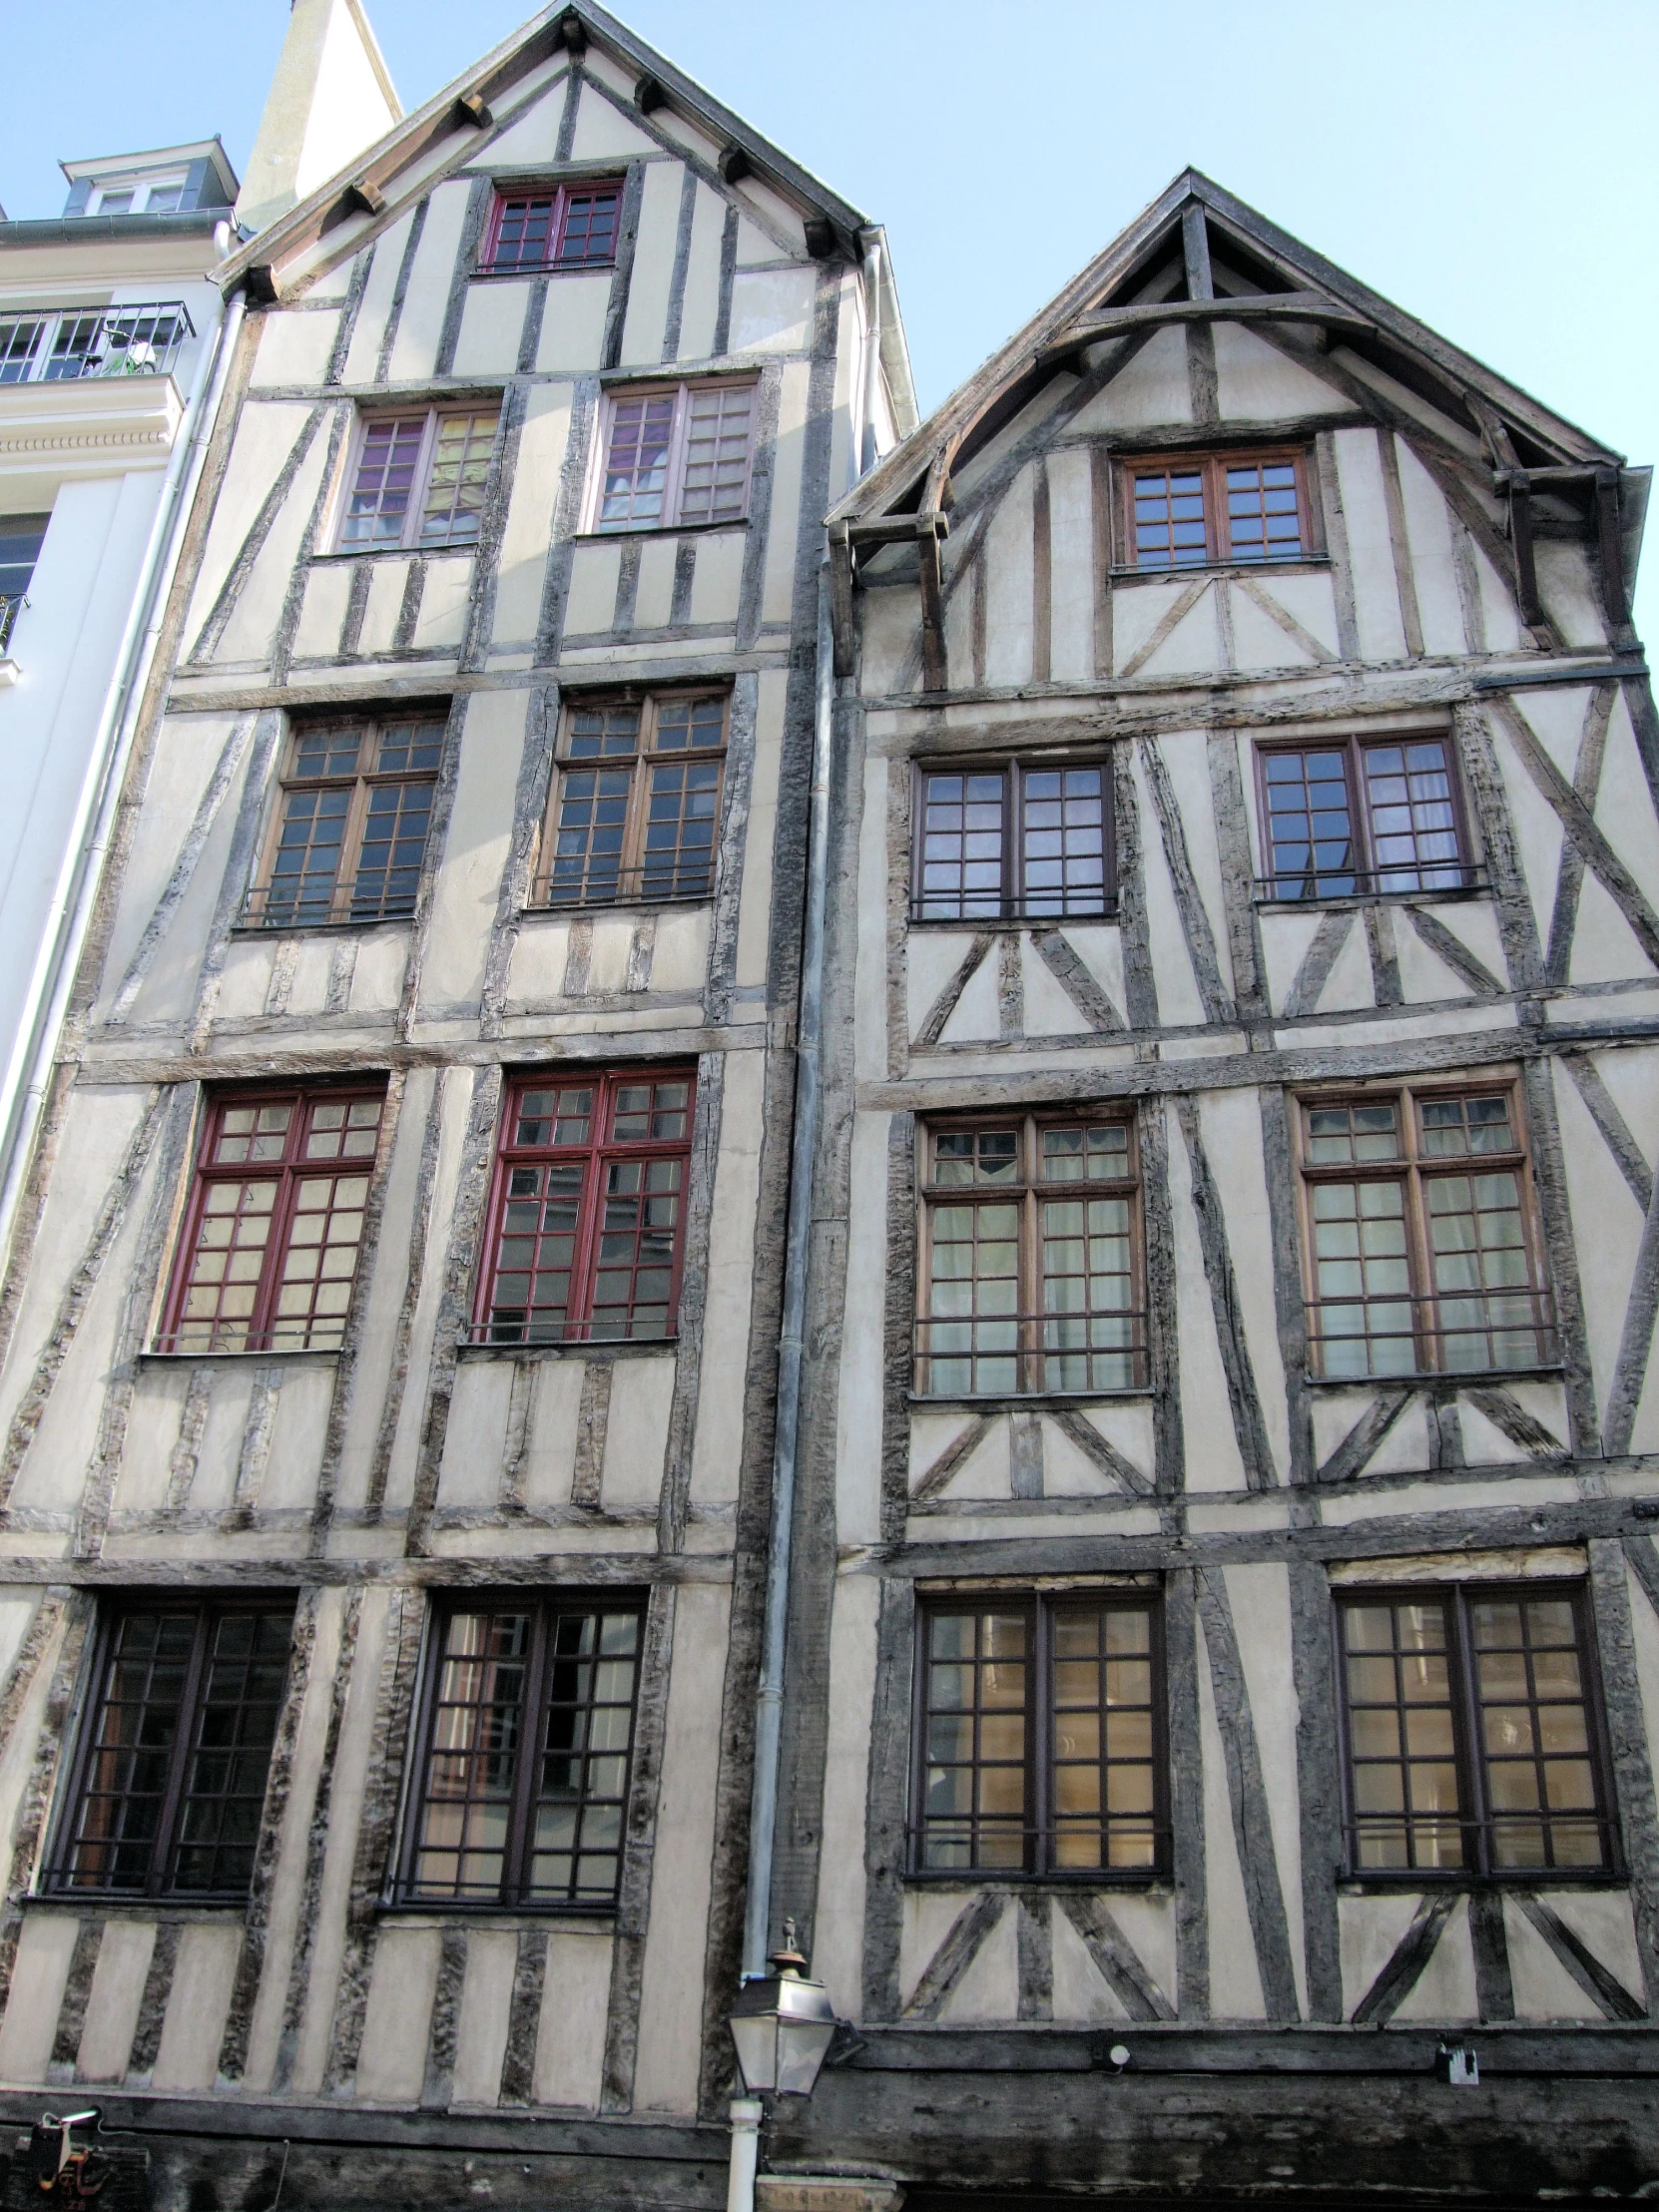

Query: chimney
[{"left": 235, "top": 0, "right": 402, "bottom": 237}]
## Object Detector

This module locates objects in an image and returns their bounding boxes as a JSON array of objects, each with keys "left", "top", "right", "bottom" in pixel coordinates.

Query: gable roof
[
  {"left": 831, "top": 167, "right": 1624, "bottom": 528},
  {"left": 214, "top": 0, "right": 915, "bottom": 428}
]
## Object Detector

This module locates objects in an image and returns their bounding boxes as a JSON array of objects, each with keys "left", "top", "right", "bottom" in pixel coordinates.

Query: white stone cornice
[{"left": 0, "top": 373, "right": 182, "bottom": 480}]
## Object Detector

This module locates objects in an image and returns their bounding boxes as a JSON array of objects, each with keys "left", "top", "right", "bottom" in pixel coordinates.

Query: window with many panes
[
  {"left": 476, "top": 1069, "right": 695, "bottom": 1345},
  {"left": 248, "top": 713, "right": 444, "bottom": 927},
  {"left": 158, "top": 1087, "right": 385, "bottom": 1354},
  {"left": 398, "top": 1595, "right": 643, "bottom": 1909},
  {"left": 1123, "top": 448, "right": 1311, "bottom": 570},
  {"left": 47, "top": 1599, "right": 294, "bottom": 1899},
  {"left": 1257, "top": 733, "right": 1476, "bottom": 900},
  {"left": 535, "top": 691, "right": 726, "bottom": 908},
  {"left": 916, "top": 1114, "right": 1146, "bottom": 1397},
  {"left": 334, "top": 407, "right": 499, "bottom": 551},
  {"left": 913, "top": 1592, "right": 1167, "bottom": 1877},
  {"left": 590, "top": 380, "right": 757, "bottom": 531},
  {"left": 480, "top": 180, "right": 622, "bottom": 273},
  {"left": 912, "top": 759, "right": 1114, "bottom": 921},
  {"left": 1338, "top": 1583, "right": 1615, "bottom": 1876},
  {"left": 1297, "top": 1081, "right": 1554, "bottom": 1380}
]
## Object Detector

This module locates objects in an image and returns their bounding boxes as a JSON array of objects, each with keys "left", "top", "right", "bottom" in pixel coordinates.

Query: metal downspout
[{"left": 0, "top": 282, "right": 247, "bottom": 1272}]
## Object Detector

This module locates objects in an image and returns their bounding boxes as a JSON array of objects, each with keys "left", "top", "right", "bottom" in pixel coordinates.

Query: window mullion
[
  {"left": 1006, "top": 764, "right": 1020, "bottom": 919},
  {"left": 1031, "top": 1598, "right": 1049, "bottom": 1877},
  {"left": 404, "top": 412, "right": 440, "bottom": 551},
  {"left": 251, "top": 1160, "right": 300, "bottom": 1353},
  {"left": 504, "top": 1604, "right": 551, "bottom": 1906},
  {"left": 1448, "top": 1590, "right": 1490, "bottom": 1878},
  {"left": 566, "top": 1091, "right": 610, "bottom": 1337},
  {"left": 335, "top": 770, "right": 375, "bottom": 923},
  {"left": 151, "top": 1606, "right": 213, "bottom": 1898},
  {"left": 1020, "top": 1119, "right": 1039, "bottom": 1394},
  {"left": 663, "top": 386, "right": 690, "bottom": 529}
]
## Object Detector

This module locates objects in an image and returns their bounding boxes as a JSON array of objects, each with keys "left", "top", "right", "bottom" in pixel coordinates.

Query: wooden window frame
[
  {"left": 1253, "top": 728, "right": 1480, "bottom": 903},
  {"left": 914, "top": 1109, "right": 1148, "bottom": 1400},
  {"left": 331, "top": 403, "right": 501, "bottom": 554},
  {"left": 393, "top": 1590, "right": 647, "bottom": 1912},
  {"left": 1117, "top": 444, "right": 1318, "bottom": 572},
  {"left": 472, "top": 1065, "right": 698, "bottom": 1347},
  {"left": 156, "top": 1083, "right": 388, "bottom": 1356},
  {"left": 584, "top": 378, "right": 760, "bottom": 534},
  {"left": 1335, "top": 1580, "right": 1620, "bottom": 1882},
  {"left": 532, "top": 689, "right": 729, "bottom": 910},
  {"left": 247, "top": 712, "right": 446, "bottom": 929},
  {"left": 478, "top": 178, "right": 625, "bottom": 276},
  {"left": 909, "top": 755, "right": 1117, "bottom": 923},
  {"left": 43, "top": 1595, "right": 297, "bottom": 1902},
  {"left": 908, "top": 1589, "right": 1170, "bottom": 1881},
  {"left": 1293, "top": 1075, "right": 1557, "bottom": 1382}
]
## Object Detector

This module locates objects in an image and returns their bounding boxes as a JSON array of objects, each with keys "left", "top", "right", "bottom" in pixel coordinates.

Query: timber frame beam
[
  {"left": 832, "top": 512, "right": 951, "bottom": 683},
  {"left": 1043, "top": 289, "right": 1375, "bottom": 364}
]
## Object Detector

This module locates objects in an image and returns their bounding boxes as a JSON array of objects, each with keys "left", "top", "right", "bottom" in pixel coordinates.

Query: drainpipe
[
  {"left": 859, "top": 234, "right": 882, "bottom": 479},
  {"left": 743, "top": 551, "right": 836, "bottom": 1985},
  {"left": 726, "top": 2098, "right": 764, "bottom": 2212},
  {"left": 0, "top": 279, "right": 247, "bottom": 1274}
]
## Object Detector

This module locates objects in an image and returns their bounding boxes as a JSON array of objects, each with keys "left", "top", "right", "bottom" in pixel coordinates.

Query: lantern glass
[{"left": 729, "top": 1965, "right": 837, "bottom": 2097}]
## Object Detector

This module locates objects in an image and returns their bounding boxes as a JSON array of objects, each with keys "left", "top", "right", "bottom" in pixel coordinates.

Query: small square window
[
  {"left": 535, "top": 692, "right": 727, "bottom": 909},
  {"left": 247, "top": 713, "right": 445, "bottom": 928},
  {"left": 1256, "top": 733, "right": 1477, "bottom": 900},
  {"left": 481, "top": 181, "right": 623, "bottom": 274},
  {"left": 1123, "top": 449, "right": 1313, "bottom": 570},
  {"left": 589, "top": 382, "right": 758, "bottom": 532},
  {"left": 913, "top": 759, "right": 1114, "bottom": 920},
  {"left": 335, "top": 407, "right": 500, "bottom": 552}
]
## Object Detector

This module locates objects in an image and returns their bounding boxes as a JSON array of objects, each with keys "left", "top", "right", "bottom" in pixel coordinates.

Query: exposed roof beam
[{"left": 1051, "top": 291, "right": 1373, "bottom": 356}]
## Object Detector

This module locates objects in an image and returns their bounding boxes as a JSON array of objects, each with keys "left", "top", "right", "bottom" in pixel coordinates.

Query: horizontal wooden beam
[
  {"left": 1049, "top": 290, "right": 1374, "bottom": 355},
  {"left": 844, "top": 510, "right": 949, "bottom": 547}
]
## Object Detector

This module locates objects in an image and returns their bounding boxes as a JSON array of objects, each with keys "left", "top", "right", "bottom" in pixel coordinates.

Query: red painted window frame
[
  {"left": 473, "top": 1065, "right": 698, "bottom": 1345},
  {"left": 156, "top": 1084, "right": 388, "bottom": 1355},
  {"left": 479, "top": 179, "right": 625, "bottom": 274}
]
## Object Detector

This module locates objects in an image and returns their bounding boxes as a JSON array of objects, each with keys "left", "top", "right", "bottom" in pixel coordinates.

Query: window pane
[
  {"left": 303, "top": 1096, "right": 383, "bottom": 1162},
  {"left": 1472, "top": 1594, "right": 1605, "bottom": 1870},
  {"left": 489, "top": 194, "right": 557, "bottom": 270},
  {"left": 556, "top": 186, "right": 620, "bottom": 267},
  {"left": 65, "top": 1609, "right": 198, "bottom": 1892},
  {"left": 172, "top": 1610, "right": 292, "bottom": 1894},
  {"left": 265, "top": 784, "right": 351, "bottom": 925},
  {"left": 44, "top": 314, "right": 105, "bottom": 380},
  {"left": 1305, "top": 1101, "right": 1400, "bottom": 1166},
  {"left": 412, "top": 1611, "right": 533, "bottom": 1900},
  {"left": 599, "top": 393, "right": 676, "bottom": 527},
  {"left": 566, "top": 705, "right": 641, "bottom": 761},
  {"left": 487, "top": 1161, "right": 587, "bottom": 1344},
  {"left": 351, "top": 777, "right": 435, "bottom": 920},
  {"left": 588, "top": 1155, "right": 683, "bottom": 1339},
  {"left": 546, "top": 766, "right": 632, "bottom": 905},
  {"left": 1425, "top": 1167, "right": 1541, "bottom": 1371},
  {"left": 1020, "top": 766, "right": 1108, "bottom": 917},
  {"left": 1342, "top": 1599, "right": 1464, "bottom": 1870},
  {"left": 1050, "top": 1604, "right": 1157, "bottom": 1870},
  {"left": 419, "top": 411, "right": 498, "bottom": 548},
  {"left": 1362, "top": 740, "right": 1464, "bottom": 891},
  {"left": 925, "top": 1198, "right": 1019, "bottom": 1395},
  {"left": 677, "top": 385, "right": 755, "bottom": 525},
  {"left": 920, "top": 1610, "right": 1028, "bottom": 1870},
  {"left": 1133, "top": 468, "right": 1207, "bottom": 569},
  {"left": 1037, "top": 1126, "right": 1138, "bottom": 1391},
  {"left": 640, "top": 758, "right": 722, "bottom": 899},
  {"left": 374, "top": 718, "right": 445, "bottom": 775},
  {"left": 652, "top": 696, "right": 726, "bottom": 753},
  {"left": 1308, "top": 1177, "right": 1414, "bottom": 1379},
  {"left": 1263, "top": 749, "right": 1357, "bottom": 897},
  {"left": 1225, "top": 460, "right": 1304, "bottom": 563},
  {"left": 530, "top": 1609, "right": 639, "bottom": 1903},
  {"left": 0, "top": 320, "right": 47, "bottom": 385},
  {"left": 271, "top": 1172, "right": 371, "bottom": 1349},
  {"left": 918, "top": 771, "right": 1006, "bottom": 920},
  {"left": 175, "top": 1179, "right": 279, "bottom": 1353},
  {"left": 340, "top": 416, "right": 426, "bottom": 546}
]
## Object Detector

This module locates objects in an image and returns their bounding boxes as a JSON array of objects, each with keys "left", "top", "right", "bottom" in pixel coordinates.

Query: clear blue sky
[{"left": 5, "top": 0, "right": 1657, "bottom": 636}]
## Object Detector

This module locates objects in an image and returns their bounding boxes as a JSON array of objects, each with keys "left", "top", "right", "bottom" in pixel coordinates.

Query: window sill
[
  {"left": 140, "top": 1345, "right": 342, "bottom": 1365},
  {"left": 471, "top": 262, "right": 617, "bottom": 281},
  {"left": 904, "top": 1872, "right": 1172, "bottom": 1893},
  {"left": 28, "top": 1890, "right": 250, "bottom": 1920},
  {"left": 1256, "top": 885, "right": 1487, "bottom": 914},
  {"left": 520, "top": 892, "right": 714, "bottom": 920},
  {"left": 1305, "top": 1364, "right": 1564, "bottom": 1389},
  {"left": 311, "top": 542, "right": 482, "bottom": 563},
  {"left": 909, "top": 1389, "right": 1154, "bottom": 1413},
  {"left": 575, "top": 519, "right": 749, "bottom": 541},
  {"left": 908, "top": 910, "right": 1119, "bottom": 931},
  {"left": 232, "top": 914, "right": 414, "bottom": 937},
  {"left": 1338, "top": 1870, "right": 1626, "bottom": 1893},
  {"left": 456, "top": 1334, "right": 678, "bottom": 1360},
  {"left": 1108, "top": 555, "right": 1332, "bottom": 584},
  {"left": 377, "top": 1899, "right": 618, "bottom": 1927}
]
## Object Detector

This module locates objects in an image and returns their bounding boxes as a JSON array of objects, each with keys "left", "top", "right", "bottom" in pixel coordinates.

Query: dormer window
[{"left": 1122, "top": 447, "right": 1313, "bottom": 570}]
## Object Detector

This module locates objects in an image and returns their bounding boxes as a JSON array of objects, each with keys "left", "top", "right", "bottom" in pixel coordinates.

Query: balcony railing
[
  {"left": 0, "top": 597, "right": 21, "bottom": 655},
  {"left": 1305, "top": 1286, "right": 1559, "bottom": 1381},
  {"left": 1255, "top": 861, "right": 1487, "bottom": 903},
  {"left": 913, "top": 1309, "right": 1150, "bottom": 1398},
  {"left": 241, "top": 879, "right": 419, "bottom": 929},
  {"left": 0, "top": 301, "right": 195, "bottom": 385}
]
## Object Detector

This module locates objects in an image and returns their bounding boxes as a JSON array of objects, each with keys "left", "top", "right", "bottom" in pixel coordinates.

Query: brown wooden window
[
  {"left": 916, "top": 1114, "right": 1146, "bottom": 1397},
  {"left": 1296, "top": 1081, "right": 1555, "bottom": 1380},
  {"left": 535, "top": 692, "right": 726, "bottom": 908},
  {"left": 590, "top": 380, "right": 757, "bottom": 530},
  {"left": 1123, "top": 448, "right": 1310, "bottom": 569},
  {"left": 481, "top": 180, "right": 622, "bottom": 273},
  {"left": 1257, "top": 733, "right": 1477, "bottom": 900},
  {"left": 1338, "top": 1583, "right": 1616, "bottom": 1876},
  {"left": 912, "top": 760, "right": 1114, "bottom": 921},
  {"left": 912, "top": 1592, "right": 1167, "bottom": 1877},
  {"left": 336, "top": 407, "right": 499, "bottom": 551},
  {"left": 158, "top": 1086, "right": 385, "bottom": 1354},
  {"left": 248, "top": 714, "right": 444, "bottom": 927},
  {"left": 475, "top": 1068, "right": 694, "bottom": 1345},
  {"left": 398, "top": 1594, "right": 643, "bottom": 1909},
  {"left": 47, "top": 1598, "right": 295, "bottom": 1899}
]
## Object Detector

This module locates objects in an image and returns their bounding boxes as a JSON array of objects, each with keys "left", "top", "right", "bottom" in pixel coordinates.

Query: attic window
[
  {"left": 481, "top": 182, "right": 622, "bottom": 274},
  {"left": 1123, "top": 448, "right": 1311, "bottom": 570}
]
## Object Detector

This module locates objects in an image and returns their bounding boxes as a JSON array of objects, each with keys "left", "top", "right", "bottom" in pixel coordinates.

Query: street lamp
[{"left": 728, "top": 1923, "right": 839, "bottom": 2097}]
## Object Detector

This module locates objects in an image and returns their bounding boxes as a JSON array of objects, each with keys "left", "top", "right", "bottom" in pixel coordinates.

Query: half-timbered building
[
  {"left": 0, "top": 5, "right": 912, "bottom": 2205},
  {"left": 761, "top": 170, "right": 1659, "bottom": 2204}
]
